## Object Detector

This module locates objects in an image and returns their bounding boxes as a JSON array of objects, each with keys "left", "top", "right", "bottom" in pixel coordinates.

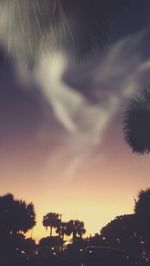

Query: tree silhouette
[
  {"left": 0, "top": 193, "right": 36, "bottom": 236},
  {"left": 21, "top": 237, "right": 37, "bottom": 257},
  {"left": 100, "top": 191, "right": 150, "bottom": 265},
  {"left": 43, "top": 212, "right": 61, "bottom": 237},
  {"left": 65, "top": 220, "right": 86, "bottom": 243},
  {"left": 134, "top": 189, "right": 150, "bottom": 263},
  {"left": 0, "top": 0, "right": 130, "bottom": 61},
  {"left": 135, "top": 189, "right": 150, "bottom": 241},
  {"left": 123, "top": 87, "right": 150, "bottom": 154},
  {"left": 0, "top": 193, "right": 36, "bottom": 266},
  {"left": 10, "top": 234, "right": 37, "bottom": 258},
  {"left": 101, "top": 214, "right": 142, "bottom": 265},
  {"left": 135, "top": 189, "right": 150, "bottom": 221},
  {"left": 56, "top": 221, "right": 67, "bottom": 239},
  {"left": 101, "top": 214, "right": 137, "bottom": 244}
]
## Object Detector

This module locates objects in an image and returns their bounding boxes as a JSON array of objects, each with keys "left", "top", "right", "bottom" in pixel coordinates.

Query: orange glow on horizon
[{"left": 25, "top": 191, "right": 134, "bottom": 242}]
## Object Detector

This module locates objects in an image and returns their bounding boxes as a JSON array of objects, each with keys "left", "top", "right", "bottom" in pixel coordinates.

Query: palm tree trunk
[
  {"left": 60, "top": 233, "right": 64, "bottom": 253},
  {"left": 50, "top": 226, "right": 53, "bottom": 237},
  {"left": 73, "top": 231, "right": 76, "bottom": 244}
]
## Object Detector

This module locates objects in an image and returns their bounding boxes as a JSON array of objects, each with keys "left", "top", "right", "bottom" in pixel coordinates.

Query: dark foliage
[
  {"left": 135, "top": 189, "right": 150, "bottom": 245},
  {"left": 54, "top": 0, "right": 130, "bottom": 59},
  {"left": 124, "top": 87, "right": 150, "bottom": 153},
  {"left": 0, "top": 0, "right": 130, "bottom": 61},
  {"left": 0, "top": 193, "right": 36, "bottom": 235},
  {"left": 135, "top": 189, "right": 150, "bottom": 220},
  {"left": 2, "top": 189, "right": 150, "bottom": 265},
  {"left": 43, "top": 212, "right": 61, "bottom": 236},
  {"left": 39, "top": 236, "right": 63, "bottom": 256},
  {"left": 101, "top": 214, "right": 143, "bottom": 265},
  {"left": 65, "top": 220, "right": 86, "bottom": 242},
  {"left": 0, "top": 193, "right": 36, "bottom": 266}
]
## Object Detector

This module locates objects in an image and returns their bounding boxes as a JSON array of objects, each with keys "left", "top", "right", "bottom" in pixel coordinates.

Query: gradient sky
[{"left": 0, "top": 1, "right": 150, "bottom": 242}]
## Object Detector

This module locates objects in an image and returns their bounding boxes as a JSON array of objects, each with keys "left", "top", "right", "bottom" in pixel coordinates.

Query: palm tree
[
  {"left": 56, "top": 221, "right": 69, "bottom": 251},
  {"left": 43, "top": 212, "right": 61, "bottom": 237},
  {"left": 0, "top": 193, "right": 36, "bottom": 265},
  {"left": 0, "top": 0, "right": 130, "bottom": 61},
  {"left": 56, "top": 221, "right": 67, "bottom": 239},
  {"left": 0, "top": 193, "right": 36, "bottom": 236},
  {"left": 123, "top": 87, "right": 150, "bottom": 154},
  {"left": 65, "top": 220, "right": 86, "bottom": 243}
]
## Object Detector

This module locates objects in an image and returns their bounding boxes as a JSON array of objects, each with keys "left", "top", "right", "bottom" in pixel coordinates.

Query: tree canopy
[
  {"left": 43, "top": 212, "right": 61, "bottom": 236},
  {"left": 135, "top": 189, "right": 150, "bottom": 228},
  {"left": 0, "top": 193, "right": 36, "bottom": 235},
  {"left": 123, "top": 87, "right": 150, "bottom": 153},
  {"left": 0, "top": 0, "right": 130, "bottom": 61}
]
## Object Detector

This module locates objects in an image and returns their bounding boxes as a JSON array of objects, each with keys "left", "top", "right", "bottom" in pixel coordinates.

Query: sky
[{"left": 0, "top": 1, "right": 150, "bottom": 242}]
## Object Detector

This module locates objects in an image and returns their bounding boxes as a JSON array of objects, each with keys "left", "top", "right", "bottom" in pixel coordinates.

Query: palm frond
[
  {"left": 123, "top": 87, "right": 150, "bottom": 153},
  {"left": 0, "top": 0, "right": 130, "bottom": 61}
]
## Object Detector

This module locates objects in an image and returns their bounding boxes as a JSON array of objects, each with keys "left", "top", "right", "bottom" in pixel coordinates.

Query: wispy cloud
[{"left": 32, "top": 31, "right": 150, "bottom": 181}]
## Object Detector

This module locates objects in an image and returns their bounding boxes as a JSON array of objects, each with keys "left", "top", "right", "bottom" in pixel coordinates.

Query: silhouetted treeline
[{"left": 0, "top": 190, "right": 150, "bottom": 266}]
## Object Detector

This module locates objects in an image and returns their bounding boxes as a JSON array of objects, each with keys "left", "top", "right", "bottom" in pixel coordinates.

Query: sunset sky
[{"left": 0, "top": 1, "right": 150, "bottom": 242}]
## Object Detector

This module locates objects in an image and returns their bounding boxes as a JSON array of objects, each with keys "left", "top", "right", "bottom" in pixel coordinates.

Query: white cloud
[{"left": 32, "top": 31, "right": 150, "bottom": 181}]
